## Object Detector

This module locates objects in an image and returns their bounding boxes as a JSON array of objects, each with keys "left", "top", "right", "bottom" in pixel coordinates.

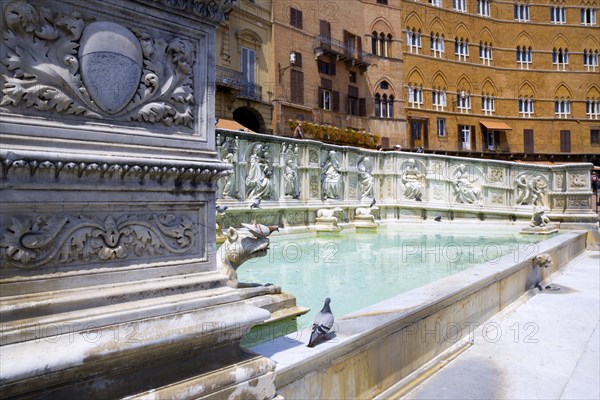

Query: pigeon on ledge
[
  {"left": 241, "top": 223, "right": 279, "bottom": 239},
  {"left": 370, "top": 198, "right": 377, "bottom": 208},
  {"left": 250, "top": 198, "right": 261, "bottom": 209},
  {"left": 307, "top": 298, "right": 334, "bottom": 348},
  {"left": 216, "top": 204, "right": 228, "bottom": 213},
  {"left": 434, "top": 216, "right": 442, "bottom": 222}
]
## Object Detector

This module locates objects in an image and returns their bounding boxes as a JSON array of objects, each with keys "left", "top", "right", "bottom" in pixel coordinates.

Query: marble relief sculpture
[
  {"left": 1, "top": 3, "right": 195, "bottom": 128},
  {"left": 358, "top": 158, "right": 374, "bottom": 199},
  {"left": 401, "top": 158, "right": 425, "bottom": 200},
  {"left": 452, "top": 164, "right": 482, "bottom": 205},
  {"left": 514, "top": 174, "right": 548, "bottom": 206},
  {"left": 245, "top": 143, "right": 272, "bottom": 200},
  {"left": 282, "top": 143, "right": 299, "bottom": 197},
  {"left": 322, "top": 150, "right": 342, "bottom": 200}
]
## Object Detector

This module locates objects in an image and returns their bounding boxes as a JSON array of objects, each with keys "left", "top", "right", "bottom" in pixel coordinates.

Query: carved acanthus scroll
[
  {"left": 1, "top": 213, "right": 196, "bottom": 269},
  {"left": 1, "top": 2, "right": 195, "bottom": 128}
]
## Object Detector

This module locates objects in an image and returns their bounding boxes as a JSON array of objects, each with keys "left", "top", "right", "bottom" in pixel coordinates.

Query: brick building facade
[{"left": 219, "top": 0, "right": 598, "bottom": 158}]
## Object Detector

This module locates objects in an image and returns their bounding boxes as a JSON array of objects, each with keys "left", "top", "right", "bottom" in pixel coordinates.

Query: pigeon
[
  {"left": 216, "top": 204, "right": 228, "bottom": 213},
  {"left": 415, "top": 194, "right": 422, "bottom": 202},
  {"left": 307, "top": 298, "right": 334, "bottom": 348},
  {"left": 241, "top": 223, "right": 279, "bottom": 239},
  {"left": 434, "top": 216, "right": 442, "bottom": 222},
  {"left": 370, "top": 198, "right": 377, "bottom": 208},
  {"left": 250, "top": 198, "right": 261, "bottom": 209},
  {"left": 292, "top": 191, "right": 301, "bottom": 199}
]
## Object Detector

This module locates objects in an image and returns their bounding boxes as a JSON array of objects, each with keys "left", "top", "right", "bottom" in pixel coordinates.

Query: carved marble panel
[
  {"left": 0, "top": 211, "right": 201, "bottom": 271},
  {"left": 309, "top": 175, "right": 320, "bottom": 198},
  {"left": 487, "top": 168, "right": 504, "bottom": 184},
  {"left": 568, "top": 173, "right": 588, "bottom": 190},
  {"left": 1, "top": 2, "right": 198, "bottom": 131}
]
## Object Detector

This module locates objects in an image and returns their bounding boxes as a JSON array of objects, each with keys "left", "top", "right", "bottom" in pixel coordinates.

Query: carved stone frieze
[
  {"left": 514, "top": 173, "right": 549, "bottom": 207},
  {"left": 490, "top": 191, "right": 504, "bottom": 204},
  {"left": 1, "top": 152, "right": 231, "bottom": 187},
  {"left": 1, "top": 213, "right": 196, "bottom": 269},
  {"left": 488, "top": 168, "right": 503, "bottom": 183},
  {"left": 1, "top": 2, "right": 196, "bottom": 129},
  {"left": 309, "top": 175, "right": 320, "bottom": 198},
  {"left": 568, "top": 196, "right": 590, "bottom": 208},
  {"left": 309, "top": 150, "right": 319, "bottom": 165},
  {"left": 569, "top": 174, "right": 587, "bottom": 189},
  {"left": 147, "top": 0, "right": 238, "bottom": 24},
  {"left": 433, "top": 184, "right": 444, "bottom": 200}
]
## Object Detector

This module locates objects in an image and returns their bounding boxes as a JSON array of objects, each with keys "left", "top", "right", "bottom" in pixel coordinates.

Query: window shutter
[
  {"left": 332, "top": 91, "right": 340, "bottom": 112},
  {"left": 357, "top": 35, "right": 363, "bottom": 59},
  {"left": 290, "top": 8, "right": 295, "bottom": 26},
  {"left": 348, "top": 86, "right": 358, "bottom": 97},
  {"left": 297, "top": 10, "right": 303, "bottom": 29},
  {"left": 330, "top": 61, "right": 336, "bottom": 75},
  {"left": 343, "top": 30, "right": 350, "bottom": 55},
  {"left": 320, "top": 20, "right": 331, "bottom": 47},
  {"left": 295, "top": 52, "right": 302, "bottom": 67},
  {"left": 524, "top": 129, "right": 534, "bottom": 153},
  {"left": 298, "top": 71, "right": 304, "bottom": 104},
  {"left": 359, "top": 98, "right": 367, "bottom": 116},
  {"left": 290, "top": 70, "right": 297, "bottom": 103},
  {"left": 560, "top": 130, "right": 571, "bottom": 152},
  {"left": 318, "top": 88, "right": 324, "bottom": 108}
]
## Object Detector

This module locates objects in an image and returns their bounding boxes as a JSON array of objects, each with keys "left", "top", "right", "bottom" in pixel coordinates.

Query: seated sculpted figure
[
  {"left": 322, "top": 151, "right": 342, "bottom": 200},
  {"left": 245, "top": 144, "right": 272, "bottom": 200},
  {"left": 401, "top": 158, "right": 424, "bottom": 200},
  {"left": 452, "top": 164, "right": 481, "bottom": 204}
]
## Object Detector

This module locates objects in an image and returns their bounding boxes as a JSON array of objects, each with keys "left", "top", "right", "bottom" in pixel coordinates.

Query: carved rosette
[
  {"left": 1, "top": 2, "right": 196, "bottom": 129},
  {"left": 1, "top": 213, "right": 196, "bottom": 269}
]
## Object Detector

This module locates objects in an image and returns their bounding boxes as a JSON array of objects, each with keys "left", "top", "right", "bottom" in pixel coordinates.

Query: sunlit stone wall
[{"left": 216, "top": 129, "right": 597, "bottom": 227}]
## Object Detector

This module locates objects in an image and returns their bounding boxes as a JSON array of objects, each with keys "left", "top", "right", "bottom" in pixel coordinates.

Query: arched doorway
[{"left": 233, "top": 107, "right": 264, "bottom": 133}]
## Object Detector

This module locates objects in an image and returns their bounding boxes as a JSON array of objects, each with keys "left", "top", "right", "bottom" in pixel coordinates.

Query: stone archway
[{"left": 233, "top": 106, "right": 264, "bottom": 133}]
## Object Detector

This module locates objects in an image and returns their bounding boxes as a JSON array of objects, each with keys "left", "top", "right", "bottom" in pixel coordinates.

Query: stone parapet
[{"left": 215, "top": 129, "right": 598, "bottom": 227}]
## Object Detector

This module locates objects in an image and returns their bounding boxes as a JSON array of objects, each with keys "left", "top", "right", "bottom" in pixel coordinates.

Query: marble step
[
  {"left": 0, "top": 271, "right": 228, "bottom": 322},
  {"left": 0, "top": 260, "right": 216, "bottom": 296},
  {"left": 0, "top": 301, "right": 272, "bottom": 398},
  {"left": 0, "top": 281, "right": 244, "bottom": 345}
]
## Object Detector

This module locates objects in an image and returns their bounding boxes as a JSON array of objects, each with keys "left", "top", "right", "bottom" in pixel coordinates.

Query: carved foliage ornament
[
  {"left": 1, "top": 213, "right": 195, "bottom": 269},
  {"left": 150, "top": 0, "right": 238, "bottom": 23},
  {"left": 1, "top": 153, "right": 230, "bottom": 186},
  {"left": 1, "top": 2, "right": 195, "bottom": 128}
]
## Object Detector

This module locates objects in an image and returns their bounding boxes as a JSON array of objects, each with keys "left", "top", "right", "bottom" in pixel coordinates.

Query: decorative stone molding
[
  {"left": 1, "top": 152, "right": 231, "bottom": 187},
  {"left": 145, "top": 0, "right": 238, "bottom": 24},
  {"left": 214, "top": 129, "right": 596, "bottom": 222},
  {"left": 1, "top": 213, "right": 195, "bottom": 269},
  {"left": 1, "top": 2, "right": 195, "bottom": 129}
]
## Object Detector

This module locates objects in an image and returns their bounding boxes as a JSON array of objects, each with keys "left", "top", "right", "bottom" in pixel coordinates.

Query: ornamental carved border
[
  {"left": 145, "top": 0, "right": 238, "bottom": 24},
  {"left": 1, "top": 213, "right": 196, "bottom": 269},
  {"left": 1, "top": 1, "right": 198, "bottom": 130},
  {"left": 1, "top": 152, "right": 231, "bottom": 186}
]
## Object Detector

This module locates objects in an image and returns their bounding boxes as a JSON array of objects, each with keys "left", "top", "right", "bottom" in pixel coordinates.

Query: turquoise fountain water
[{"left": 238, "top": 224, "right": 546, "bottom": 333}]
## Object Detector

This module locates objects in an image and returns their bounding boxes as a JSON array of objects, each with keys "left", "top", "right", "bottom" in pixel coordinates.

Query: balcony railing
[
  {"left": 216, "top": 65, "right": 262, "bottom": 101},
  {"left": 239, "top": 82, "right": 263, "bottom": 101},
  {"left": 216, "top": 66, "right": 244, "bottom": 90},
  {"left": 313, "top": 36, "right": 372, "bottom": 70}
]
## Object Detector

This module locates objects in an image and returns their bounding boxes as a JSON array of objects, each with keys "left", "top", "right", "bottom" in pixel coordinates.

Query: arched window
[
  {"left": 518, "top": 96, "right": 534, "bottom": 117},
  {"left": 555, "top": 98, "right": 571, "bottom": 118},
  {"left": 372, "top": 31, "right": 393, "bottom": 57},
  {"left": 583, "top": 49, "right": 598, "bottom": 71},
  {"left": 407, "top": 28, "right": 422, "bottom": 53},
  {"left": 430, "top": 33, "right": 444, "bottom": 57},
  {"left": 516, "top": 45, "right": 532, "bottom": 69},
  {"left": 586, "top": 98, "right": 600, "bottom": 119},
  {"left": 479, "top": 41, "right": 492, "bottom": 65},
  {"left": 552, "top": 47, "right": 568, "bottom": 70}
]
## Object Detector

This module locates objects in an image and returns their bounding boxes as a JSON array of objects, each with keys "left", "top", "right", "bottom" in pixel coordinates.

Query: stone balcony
[
  {"left": 313, "top": 35, "right": 372, "bottom": 71},
  {"left": 216, "top": 65, "right": 263, "bottom": 101}
]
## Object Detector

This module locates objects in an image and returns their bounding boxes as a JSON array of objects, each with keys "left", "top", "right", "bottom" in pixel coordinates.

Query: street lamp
[{"left": 278, "top": 51, "right": 296, "bottom": 82}]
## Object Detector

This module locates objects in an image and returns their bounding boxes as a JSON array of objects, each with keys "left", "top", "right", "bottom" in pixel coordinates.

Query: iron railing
[{"left": 216, "top": 65, "right": 262, "bottom": 101}]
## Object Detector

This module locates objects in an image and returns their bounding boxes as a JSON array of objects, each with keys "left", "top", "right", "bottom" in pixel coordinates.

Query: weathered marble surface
[
  {"left": 0, "top": 1, "right": 280, "bottom": 399},
  {"left": 216, "top": 129, "right": 597, "bottom": 229}
]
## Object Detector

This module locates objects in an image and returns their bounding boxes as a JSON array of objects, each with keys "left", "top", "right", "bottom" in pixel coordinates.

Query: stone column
[{"left": 0, "top": 1, "right": 277, "bottom": 398}]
